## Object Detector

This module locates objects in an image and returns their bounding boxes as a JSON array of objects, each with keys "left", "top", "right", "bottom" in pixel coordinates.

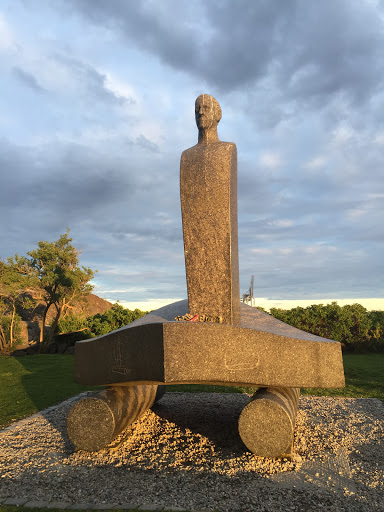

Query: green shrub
[
  {"left": 54, "top": 304, "right": 149, "bottom": 342},
  {"left": 87, "top": 303, "right": 148, "bottom": 336},
  {"left": 268, "top": 302, "right": 384, "bottom": 352},
  {"left": 57, "top": 314, "right": 87, "bottom": 334}
]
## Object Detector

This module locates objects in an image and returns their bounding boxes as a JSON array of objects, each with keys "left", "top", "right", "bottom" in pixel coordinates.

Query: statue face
[{"left": 195, "top": 95, "right": 218, "bottom": 130}]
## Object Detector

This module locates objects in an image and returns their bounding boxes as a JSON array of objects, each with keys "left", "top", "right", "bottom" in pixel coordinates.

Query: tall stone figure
[
  {"left": 180, "top": 94, "right": 240, "bottom": 325},
  {"left": 68, "top": 94, "right": 345, "bottom": 457}
]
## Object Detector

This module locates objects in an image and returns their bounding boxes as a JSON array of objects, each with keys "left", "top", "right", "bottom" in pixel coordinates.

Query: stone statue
[
  {"left": 67, "top": 94, "right": 345, "bottom": 459},
  {"left": 180, "top": 94, "right": 240, "bottom": 325}
]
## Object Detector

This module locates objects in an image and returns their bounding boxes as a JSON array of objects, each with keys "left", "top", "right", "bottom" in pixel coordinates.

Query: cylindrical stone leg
[
  {"left": 238, "top": 387, "right": 300, "bottom": 458},
  {"left": 67, "top": 384, "right": 158, "bottom": 451}
]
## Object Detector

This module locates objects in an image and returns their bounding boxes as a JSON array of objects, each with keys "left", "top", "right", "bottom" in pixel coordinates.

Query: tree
[
  {"left": 0, "top": 299, "right": 8, "bottom": 353},
  {"left": 9, "top": 229, "right": 95, "bottom": 348},
  {"left": 0, "top": 260, "right": 36, "bottom": 351},
  {"left": 368, "top": 310, "right": 384, "bottom": 340}
]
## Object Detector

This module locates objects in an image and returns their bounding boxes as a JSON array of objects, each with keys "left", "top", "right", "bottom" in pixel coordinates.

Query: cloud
[
  {"left": 2, "top": 1, "right": 384, "bottom": 307},
  {"left": 60, "top": 0, "right": 384, "bottom": 108},
  {"left": 305, "top": 156, "right": 326, "bottom": 170},
  {"left": 259, "top": 151, "right": 282, "bottom": 169},
  {"left": 135, "top": 134, "right": 159, "bottom": 152},
  {"left": 0, "top": 12, "right": 17, "bottom": 52},
  {"left": 50, "top": 53, "right": 134, "bottom": 106},
  {"left": 12, "top": 67, "right": 46, "bottom": 93},
  {"left": 0, "top": 134, "right": 183, "bottom": 273}
]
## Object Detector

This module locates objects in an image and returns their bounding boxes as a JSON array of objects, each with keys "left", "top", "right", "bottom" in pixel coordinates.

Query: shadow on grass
[{"left": 0, "top": 354, "right": 102, "bottom": 428}]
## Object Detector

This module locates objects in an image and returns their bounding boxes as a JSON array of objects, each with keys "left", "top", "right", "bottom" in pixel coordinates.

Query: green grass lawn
[
  {"left": 301, "top": 353, "right": 384, "bottom": 399},
  {"left": 0, "top": 355, "right": 102, "bottom": 429},
  {"left": 0, "top": 353, "right": 383, "bottom": 429}
]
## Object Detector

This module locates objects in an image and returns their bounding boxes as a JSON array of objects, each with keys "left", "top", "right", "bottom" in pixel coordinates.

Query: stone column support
[
  {"left": 238, "top": 386, "right": 300, "bottom": 458},
  {"left": 67, "top": 384, "right": 162, "bottom": 451}
]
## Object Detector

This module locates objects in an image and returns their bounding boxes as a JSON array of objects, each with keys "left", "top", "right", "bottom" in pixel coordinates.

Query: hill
[{"left": 15, "top": 291, "right": 113, "bottom": 345}]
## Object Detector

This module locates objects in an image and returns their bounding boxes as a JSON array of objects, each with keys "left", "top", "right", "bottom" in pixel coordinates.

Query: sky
[{"left": 1, "top": 0, "right": 384, "bottom": 312}]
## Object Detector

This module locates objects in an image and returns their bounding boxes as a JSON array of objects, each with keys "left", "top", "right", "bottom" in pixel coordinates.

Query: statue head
[{"left": 195, "top": 94, "right": 222, "bottom": 131}]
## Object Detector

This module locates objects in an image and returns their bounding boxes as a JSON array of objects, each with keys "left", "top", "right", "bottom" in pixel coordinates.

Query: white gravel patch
[{"left": 0, "top": 392, "right": 383, "bottom": 511}]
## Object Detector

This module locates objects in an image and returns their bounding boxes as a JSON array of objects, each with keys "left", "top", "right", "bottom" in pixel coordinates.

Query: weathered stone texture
[
  {"left": 238, "top": 387, "right": 300, "bottom": 457},
  {"left": 74, "top": 300, "right": 345, "bottom": 389},
  {"left": 180, "top": 142, "right": 240, "bottom": 325},
  {"left": 67, "top": 385, "right": 158, "bottom": 451}
]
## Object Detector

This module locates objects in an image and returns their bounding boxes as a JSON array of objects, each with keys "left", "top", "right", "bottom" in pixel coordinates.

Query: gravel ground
[{"left": 0, "top": 392, "right": 383, "bottom": 512}]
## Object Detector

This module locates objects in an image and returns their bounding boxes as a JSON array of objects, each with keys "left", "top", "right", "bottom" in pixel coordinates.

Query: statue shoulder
[
  {"left": 181, "top": 144, "right": 198, "bottom": 155},
  {"left": 182, "top": 141, "right": 236, "bottom": 153},
  {"left": 181, "top": 144, "right": 199, "bottom": 165},
  {"left": 222, "top": 141, "right": 236, "bottom": 151},
  {"left": 220, "top": 141, "right": 237, "bottom": 158},
  {"left": 181, "top": 141, "right": 236, "bottom": 167}
]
